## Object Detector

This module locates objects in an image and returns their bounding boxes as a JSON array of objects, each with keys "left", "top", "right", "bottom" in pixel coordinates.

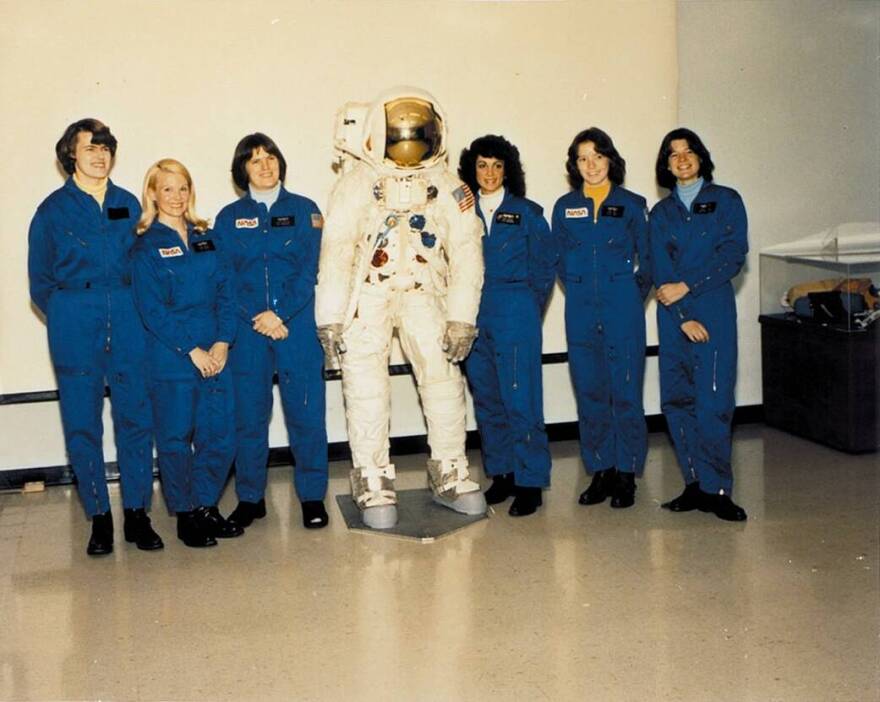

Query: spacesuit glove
[
  {"left": 442, "top": 321, "right": 477, "bottom": 363},
  {"left": 317, "top": 323, "right": 347, "bottom": 369}
]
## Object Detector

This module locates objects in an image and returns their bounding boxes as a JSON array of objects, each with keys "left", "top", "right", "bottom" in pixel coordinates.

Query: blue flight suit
[
  {"left": 552, "top": 185, "right": 652, "bottom": 476},
  {"left": 213, "top": 188, "right": 328, "bottom": 503},
  {"left": 131, "top": 222, "right": 237, "bottom": 513},
  {"left": 28, "top": 178, "right": 154, "bottom": 517},
  {"left": 465, "top": 192, "right": 556, "bottom": 488},
  {"left": 649, "top": 182, "right": 748, "bottom": 494}
]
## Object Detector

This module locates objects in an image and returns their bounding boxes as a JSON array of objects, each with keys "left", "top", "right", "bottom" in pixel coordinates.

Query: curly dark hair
[
  {"left": 654, "top": 127, "right": 715, "bottom": 190},
  {"left": 55, "top": 118, "right": 118, "bottom": 175},
  {"left": 565, "top": 127, "right": 625, "bottom": 190},
  {"left": 458, "top": 134, "right": 526, "bottom": 198},
  {"left": 231, "top": 132, "right": 287, "bottom": 191}
]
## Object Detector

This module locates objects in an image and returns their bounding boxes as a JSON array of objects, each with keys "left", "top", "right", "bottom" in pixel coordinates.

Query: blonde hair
[{"left": 136, "top": 158, "right": 208, "bottom": 234}]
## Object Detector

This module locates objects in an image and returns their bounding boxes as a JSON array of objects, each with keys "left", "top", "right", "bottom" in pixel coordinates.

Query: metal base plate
[{"left": 335, "top": 488, "right": 488, "bottom": 542}]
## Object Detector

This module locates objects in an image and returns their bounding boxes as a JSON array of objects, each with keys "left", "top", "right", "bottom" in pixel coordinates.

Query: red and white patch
[
  {"left": 565, "top": 207, "right": 589, "bottom": 218},
  {"left": 159, "top": 246, "right": 184, "bottom": 258},
  {"left": 235, "top": 217, "right": 259, "bottom": 229}
]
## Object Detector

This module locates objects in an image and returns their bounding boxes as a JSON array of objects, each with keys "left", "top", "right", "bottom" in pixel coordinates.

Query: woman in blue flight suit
[
  {"left": 28, "top": 118, "right": 160, "bottom": 556},
  {"left": 213, "top": 133, "right": 328, "bottom": 530},
  {"left": 552, "top": 127, "right": 652, "bottom": 509},
  {"left": 458, "top": 135, "right": 557, "bottom": 517},
  {"left": 650, "top": 128, "right": 748, "bottom": 522},
  {"left": 132, "top": 158, "right": 242, "bottom": 547}
]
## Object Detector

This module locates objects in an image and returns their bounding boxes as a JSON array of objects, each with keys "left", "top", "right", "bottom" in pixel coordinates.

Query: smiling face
[
  {"left": 244, "top": 147, "right": 281, "bottom": 191},
  {"left": 150, "top": 170, "right": 190, "bottom": 224},
  {"left": 475, "top": 156, "right": 505, "bottom": 195},
  {"left": 576, "top": 141, "right": 610, "bottom": 188},
  {"left": 72, "top": 131, "right": 112, "bottom": 183},
  {"left": 667, "top": 138, "right": 702, "bottom": 185}
]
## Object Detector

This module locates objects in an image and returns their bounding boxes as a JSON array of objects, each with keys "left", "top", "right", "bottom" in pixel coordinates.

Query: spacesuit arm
[
  {"left": 276, "top": 203, "right": 322, "bottom": 323},
  {"left": 526, "top": 204, "right": 558, "bottom": 312},
  {"left": 648, "top": 205, "right": 693, "bottom": 322},
  {"left": 441, "top": 182, "right": 484, "bottom": 324},
  {"left": 679, "top": 191, "right": 748, "bottom": 298},
  {"left": 131, "top": 242, "right": 199, "bottom": 356},
  {"left": 315, "top": 171, "right": 369, "bottom": 326},
  {"left": 632, "top": 203, "right": 653, "bottom": 301},
  {"left": 27, "top": 206, "right": 57, "bottom": 316}
]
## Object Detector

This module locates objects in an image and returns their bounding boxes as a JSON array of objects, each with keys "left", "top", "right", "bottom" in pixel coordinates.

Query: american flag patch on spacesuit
[{"left": 452, "top": 184, "right": 475, "bottom": 212}]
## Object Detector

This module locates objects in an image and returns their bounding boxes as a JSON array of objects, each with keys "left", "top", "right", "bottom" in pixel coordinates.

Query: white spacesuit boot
[
  {"left": 349, "top": 464, "right": 398, "bottom": 529},
  {"left": 427, "top": 457, "right": 487, "bottom": 515}
]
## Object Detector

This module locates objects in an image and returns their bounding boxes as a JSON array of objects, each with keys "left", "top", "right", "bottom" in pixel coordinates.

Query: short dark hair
[
  {"left": 55, "top": 118, "right": 118, "bottom": 175},
  {"left": 231, "top": 132, "right": 287, "bottom": 191},
  {"left": 654, "top": 127, "right": 715, "bottom": 190},
  {"left": 565, "top": 127, "right": 625, "bottom": 190},
  {"left": 458, "top": 134, "right": 526, "bottom": 198}
]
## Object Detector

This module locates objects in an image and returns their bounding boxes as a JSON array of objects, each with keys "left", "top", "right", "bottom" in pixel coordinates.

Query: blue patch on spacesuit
[
  {"left": 421, "top": 232, "right": 436, "bottom": 248},
  {"left": 409, "top": 214, "right": 426, "bottom": 230}
]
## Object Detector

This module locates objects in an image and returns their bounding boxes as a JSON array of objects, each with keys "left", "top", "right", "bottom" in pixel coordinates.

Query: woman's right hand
[
  {"left": 680, "top": 320, "right": 709, "bottom": 343},
  {"left": 189, "top": 347, "right": 221, "bottom": 377}
]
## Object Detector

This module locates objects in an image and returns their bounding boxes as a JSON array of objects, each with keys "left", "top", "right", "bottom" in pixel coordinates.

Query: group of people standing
[{"left": 27, "top": 114, "right": 747, "bottom": 556}]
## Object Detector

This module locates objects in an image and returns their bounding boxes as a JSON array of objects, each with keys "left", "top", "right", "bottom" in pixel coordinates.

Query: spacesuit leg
[
  {"left": 340, "top": 287, "right": 398, "bottom": 528},
  {"left": 398, "top": 290, "right": 485, "bottom": 515}
]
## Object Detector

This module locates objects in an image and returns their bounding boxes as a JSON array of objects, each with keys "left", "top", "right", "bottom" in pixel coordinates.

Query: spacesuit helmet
[{"left": 383, "top": 97, "right": 442, "bottom": 167}]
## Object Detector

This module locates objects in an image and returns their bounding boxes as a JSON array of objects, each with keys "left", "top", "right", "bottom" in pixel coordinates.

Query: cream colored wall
[
  {"left": 677, "top": 0, "right": 880, "bottom": 406},
  {"left": 0, "top": 0, "right": 677, "bottom": 470}
]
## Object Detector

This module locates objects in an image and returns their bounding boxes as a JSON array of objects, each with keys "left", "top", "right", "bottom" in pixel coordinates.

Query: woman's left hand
[
  {"left": 208, "top": 341, "right": 230, "bottom": 373},
  {"left": 253, "top": 310, "right": 284, "bottom": 336},
  {"left": 657, "top": 282, "right": 689, "bottom": 306}
]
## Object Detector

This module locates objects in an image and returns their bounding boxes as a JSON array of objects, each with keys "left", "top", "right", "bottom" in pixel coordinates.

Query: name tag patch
[
  {"left": 235, "top": 218, "right": 259, "bottom": 229},
  {"left": 565, "top": 207, "right": 589, "bottom": 219},
  {"left": 311, "top": 213, "right": 324, "bottom": 229},
  {"left": 601, "top": 205, "right": 625, "bottom": 218},
  {"left": 495, "top": 211, "right": 521, "bottom": 226},
  {"left": 191, "top": 239, "right": 216, "bottom": 253},
  {"left": 159, "top": 246, "right": 184, "bottom": 258},
  {"left": 694, "top": 202, "right": 717, "bottom": 214},
  {"left": 271, "top": 216, "right": 294, "bottom": 227},
  {"left": 107, "top": 207, "right": 130, "bottom": 220}
]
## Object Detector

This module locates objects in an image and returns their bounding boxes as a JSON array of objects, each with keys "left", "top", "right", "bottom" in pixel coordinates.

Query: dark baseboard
[{"left": 0, "top": 405, "right": 764, "bottom": 491}]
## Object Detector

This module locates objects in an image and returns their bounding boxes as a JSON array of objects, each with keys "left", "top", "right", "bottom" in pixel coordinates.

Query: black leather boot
[
  {"left": 227, "top": 499, "right": 267, "bottom": 529},
  {"left": 509, "top": 486, "right": 542, "bottom": 517},
  {"left": 194, "top": 506, "right": 244, "bottom": 538},
  {"left": 699, "top": 492, "right": 748, "bottom": 522},
  {"left": 123, "top": 508, "right": 164, "bottom": 550},
  {"left": 578, "top": 467, "right": 617, "bottom": 505},
  {"left": 176, "top": 511, "right": 217, "bottom": 548},
  {"left": 484, "top": 472, "right": 515, "bottom": 505},
  {"left": 87, "top": 510, "right": 114, "bottom": 556},
  {"left": 661, "top": 482, "right": 703, "bottom": 512},
  {"left": 301, "top": 500, "right": 329, "bottom": 529},
  {"left": 610, "top": 471, "right": 636, "bottom": 509}
]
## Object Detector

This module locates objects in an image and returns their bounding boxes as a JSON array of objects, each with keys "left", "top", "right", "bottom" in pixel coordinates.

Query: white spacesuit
[{"left": 316, "top": 86, "right": 487, "bottom": 529}]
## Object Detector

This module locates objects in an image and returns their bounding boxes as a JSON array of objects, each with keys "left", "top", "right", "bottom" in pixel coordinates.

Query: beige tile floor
[{"left": 0, "top": 425, "right": 878, "bottom": 702}]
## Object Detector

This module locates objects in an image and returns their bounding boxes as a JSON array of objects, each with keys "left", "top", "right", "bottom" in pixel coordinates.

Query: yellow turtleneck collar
[
  {"left": 73, "top": 171, "right": 109, "bottom": 208},
  {"left": 583, "top": 181, "right": 611, "bottom": 222}
]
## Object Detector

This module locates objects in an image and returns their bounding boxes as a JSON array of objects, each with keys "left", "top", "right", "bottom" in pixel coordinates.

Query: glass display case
[{"left": 758, "top": 225, "right": 880, "bottom": 453}]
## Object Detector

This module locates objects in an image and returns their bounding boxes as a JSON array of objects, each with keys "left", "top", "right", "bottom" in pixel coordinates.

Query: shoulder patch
[
  {"left": 452, "top": 184, "right": 475, "bottom": 212},
  {"left": 311, "top": 213, "right": 324, "bottom": 229},
  {"left": 235, "top": 217, "right": 259, "bottom": 229}
]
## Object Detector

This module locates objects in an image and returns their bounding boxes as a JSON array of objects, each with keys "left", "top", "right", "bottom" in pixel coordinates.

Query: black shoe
[
  {"left": 227, "top": 499, "right": 267, "bottom": 529},
  {"left": 509, "top": 486, "right": 542, "bottom": 517},
  {"left": 699, "top": 492, "right": 748, "bottom": 522},
  {"left": 194, "top": 506, "right": 244, "bottom": 538},
  {"left": 176, "top": 511, "right": 217, "bottom": 548},
  {"left": 302, "top": 500, "right": 329, "bottom": 529},
  {"left": 661, "top": 482, "right": 703, "bottom": 512},
  {"left": 123, "top": 508, "right": 164, "bottom": 550},
  {"left": 578, "top": 467, "right": 617, "bottom": 505},
  {"left": 485, "top": 472, "right": 515, "bottom": 505},
  {"left": 610, "top": 472, "right": 636, "bottom": 509},
  {"left": 86, "top": 510, "right": 114, "bottom": 556}
]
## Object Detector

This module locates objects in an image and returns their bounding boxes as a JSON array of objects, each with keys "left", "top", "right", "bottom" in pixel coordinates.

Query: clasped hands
[
  {"left": 655, "top": 281, "right": 709, "bottom": 343},
  {"left": 189, "top": 342, "right": 229, "bottom": 378}
]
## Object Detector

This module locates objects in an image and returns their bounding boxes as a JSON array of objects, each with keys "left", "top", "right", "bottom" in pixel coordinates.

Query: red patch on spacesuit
[
  {"left": 371, "top": 249, "right": 389, "bottom": 267},
  {"left": 415, "top": 254, "right": 427, "bottom": 264}
]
